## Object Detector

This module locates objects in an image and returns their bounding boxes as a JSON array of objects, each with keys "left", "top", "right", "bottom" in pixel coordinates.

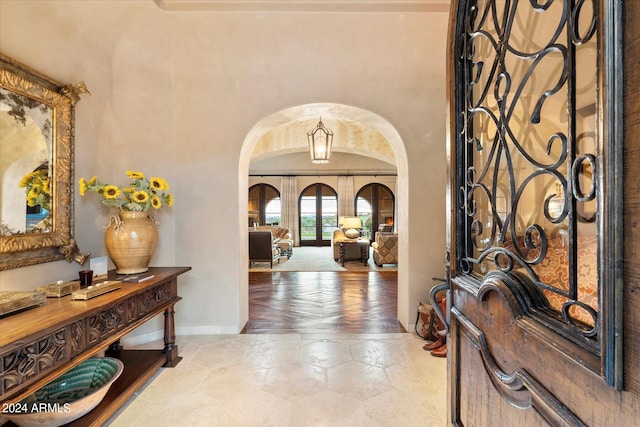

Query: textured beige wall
[{"left": 0, "top": 0, "right": 448, "bottom": 337}]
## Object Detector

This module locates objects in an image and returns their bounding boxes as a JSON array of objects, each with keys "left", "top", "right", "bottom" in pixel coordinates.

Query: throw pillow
[{"left": 345, "top": 229, "right": 360, "bottom": 239}]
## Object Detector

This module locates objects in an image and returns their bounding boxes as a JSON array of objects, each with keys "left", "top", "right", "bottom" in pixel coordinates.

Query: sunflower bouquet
[
  {"left": 20, "top": 168, "right": 51, "bottom": 211},
  {"left": 79, "top": 170, "right": 173, "bottom": 212}
]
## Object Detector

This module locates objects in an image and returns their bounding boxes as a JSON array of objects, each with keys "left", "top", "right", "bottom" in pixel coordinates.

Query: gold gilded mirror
[{"left": 0, "top": 53, "right": 89, "bottom": 270}]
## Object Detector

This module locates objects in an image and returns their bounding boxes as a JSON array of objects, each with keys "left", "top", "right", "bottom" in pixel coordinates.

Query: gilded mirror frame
[{"left": 0, "top": 53, "right": 88, "bottom": 270}]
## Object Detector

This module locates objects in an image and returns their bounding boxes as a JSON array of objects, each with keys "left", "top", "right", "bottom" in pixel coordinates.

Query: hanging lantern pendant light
[{"left": 307, "top": 117, "right": 333, "bottom": 164}]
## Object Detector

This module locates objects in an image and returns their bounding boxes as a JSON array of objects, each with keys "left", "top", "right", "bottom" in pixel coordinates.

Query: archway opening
[{"left": 239, "top": 103, "right": 410, "bottom": 330}]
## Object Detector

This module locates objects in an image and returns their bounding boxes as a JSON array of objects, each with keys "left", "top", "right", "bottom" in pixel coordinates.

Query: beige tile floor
[{"left": 107, "top": 333, "right": 447, "bottom": 427}]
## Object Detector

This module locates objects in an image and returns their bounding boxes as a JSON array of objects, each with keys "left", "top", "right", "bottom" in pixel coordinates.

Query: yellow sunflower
[
  {"left": 165, "top": 193, "right": 174, "bottom": 207},
  {"left": 79, "top": 177, "right": 87, "bottom": 196},
  {"left": 151, "top": 195, "right": 162, "bottom": 209},
  {"left": 132, "top": 190, "right": 149, "bottom": 203},
  {"left": 126, "top": 170, "right": 145, "bottom": 180},
  {"left": 42, "top": 179, "right": 51, "bottom": 194},
  {"left": 103, "top": 185, "right": 121, "bottom": 199},
  {"left": 19, "top": 173, "right": 31, "bottom": 188},
  {"left": 27, "top": 188, "right": 40, "bottom": 199},
  {"left": 87, "top": 176, "right": 97, "bottom": 186},
  {"left": 150, "top": 177, "right": 169, "bottom": 191}
]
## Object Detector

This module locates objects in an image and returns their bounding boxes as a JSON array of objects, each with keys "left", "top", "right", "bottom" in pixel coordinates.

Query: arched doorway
[
  {"left": 299, "top": 183, "right": 337, "bottom": 246},
  {"left": 239, "top": 103, "right": 412, "bottom": 329}
]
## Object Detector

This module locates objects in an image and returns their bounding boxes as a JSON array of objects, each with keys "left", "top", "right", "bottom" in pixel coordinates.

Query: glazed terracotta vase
[{"left": 104, "top": 211, "right": 158, "bottom": 274}]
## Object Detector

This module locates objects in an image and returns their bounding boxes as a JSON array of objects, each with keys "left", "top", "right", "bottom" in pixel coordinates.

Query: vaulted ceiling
[{"left": 246, "top": 103, "right": 401, "bottom": 175}]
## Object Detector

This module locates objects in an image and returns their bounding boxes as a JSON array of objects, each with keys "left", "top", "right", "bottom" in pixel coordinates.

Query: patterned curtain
[
  {"left": 280, "top": 176, "right": 299, "bottom": 246},
  {"left": 338, "top": 175, "right": 355, "bottom": 218}
]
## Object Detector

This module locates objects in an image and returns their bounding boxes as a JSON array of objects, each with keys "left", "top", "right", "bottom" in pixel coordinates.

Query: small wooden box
[
  {"left": 0, "top": 291, "right": 46, "bottom": 316},
  {"left": 37, "top": 281, "right": 81, "bottom": 298},
  {"left": 71, "top": 281, "right": 122, "bottom": 300}
]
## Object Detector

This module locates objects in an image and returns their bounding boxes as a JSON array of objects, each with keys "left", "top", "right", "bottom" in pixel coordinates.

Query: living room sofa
[{"left": 253, "top": 225, "right": 293, "bottom": 258}]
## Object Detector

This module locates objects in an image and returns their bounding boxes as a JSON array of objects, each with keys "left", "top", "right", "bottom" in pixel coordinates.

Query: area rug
[{"left": 249, "top": 246, "right": 398, "bottom": 272}]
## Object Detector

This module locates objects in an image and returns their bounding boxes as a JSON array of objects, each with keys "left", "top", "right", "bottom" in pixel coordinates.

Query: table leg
[
  {"left": 163, "top": 304, "right": 182, "bottom": 367},
  {"left": 340, "top": 242, "right": 346, "bottom": 266}
]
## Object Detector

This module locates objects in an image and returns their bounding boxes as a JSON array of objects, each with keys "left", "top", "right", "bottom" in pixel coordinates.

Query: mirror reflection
[
  {"left": 0, "top": 87, "right": 53, "bottom": 235},
  {"left": 0, "top": 53, "right": 89, "bottom": 270}
]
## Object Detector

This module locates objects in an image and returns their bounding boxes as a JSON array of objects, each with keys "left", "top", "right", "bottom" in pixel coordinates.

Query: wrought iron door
[{"left": 447, "top": 0, "right": 623, "bottom": 425}]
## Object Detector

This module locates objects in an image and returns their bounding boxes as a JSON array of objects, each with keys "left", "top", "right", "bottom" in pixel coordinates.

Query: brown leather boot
[
  {"left": 423, "top": 294, "right": 447, "bottom": 351},
  {"left": 423, "top": 335, "right": 444, "bottom": 351},
  {"left": 427, "top": 295, "right": 448, "bottom": 356},
  {"left": 431, "top": 343, "right": 447, "bottom": 357}
]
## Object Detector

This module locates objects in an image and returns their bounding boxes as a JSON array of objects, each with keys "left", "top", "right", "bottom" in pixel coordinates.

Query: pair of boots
[
  {"left": 423, "top": 295, "right": 447, "bottom": 357},
  {"left": 423, "top": 332, "right": 446, "bottom": 357}
]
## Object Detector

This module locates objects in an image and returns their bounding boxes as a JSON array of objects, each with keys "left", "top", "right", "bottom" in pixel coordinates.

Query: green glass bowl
[{"left": 5, "top": 357, "right": 124, "bottom": 427}]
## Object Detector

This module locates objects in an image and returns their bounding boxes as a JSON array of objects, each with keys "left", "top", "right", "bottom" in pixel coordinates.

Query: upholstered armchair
[
  {"left": 372, "top": 232, "right": 398, "bottom": 266},
  {"left": 249, "top": 230, "right": 280, "bottom": 268}
]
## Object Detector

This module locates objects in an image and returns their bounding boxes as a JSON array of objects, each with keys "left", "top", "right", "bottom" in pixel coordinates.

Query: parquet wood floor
[{"left": 242, "top": 271, "right": 406, "bottom": 334}]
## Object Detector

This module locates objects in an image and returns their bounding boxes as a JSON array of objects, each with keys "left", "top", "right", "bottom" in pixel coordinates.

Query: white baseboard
[
  {"left": 120, "top": 324, "right": 241, "bottom": 347},
  {"left": 176, "top": 324, "right": 241, "bottom": 335}
]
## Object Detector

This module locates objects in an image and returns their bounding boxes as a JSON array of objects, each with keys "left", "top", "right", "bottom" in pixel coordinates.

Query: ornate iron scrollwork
[{"left": 456, "top": 0, "right": 599, "bottom": 340}]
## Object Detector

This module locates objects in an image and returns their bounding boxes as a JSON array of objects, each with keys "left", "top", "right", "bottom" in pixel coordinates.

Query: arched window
[
  {"left": 299, "top": 183, "right": 337, "bottom": 246},
  {"left": 248, "top": 184, "right": 280, "bottom": 227},
  {"left": 356, "top": 183, "right": 395, "bottom": 238}
]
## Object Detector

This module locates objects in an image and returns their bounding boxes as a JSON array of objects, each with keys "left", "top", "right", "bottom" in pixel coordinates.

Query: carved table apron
[{"left": 0, "top": 266, "right": 190, "bottom": 426}]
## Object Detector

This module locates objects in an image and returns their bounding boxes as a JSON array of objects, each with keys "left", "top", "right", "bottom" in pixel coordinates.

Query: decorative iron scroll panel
[{"left": 456, "top": 0, "right": 599, "bottom": 342}]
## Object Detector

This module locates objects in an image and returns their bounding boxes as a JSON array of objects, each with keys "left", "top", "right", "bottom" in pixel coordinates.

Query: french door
[{"left": 299, "top": 183, "right": 337, "bottom": 246}]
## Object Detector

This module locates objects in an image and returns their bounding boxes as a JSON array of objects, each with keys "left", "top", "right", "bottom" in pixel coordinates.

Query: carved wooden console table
[{"left": 0, "top": 266, "right": 190, "bottom": 426}]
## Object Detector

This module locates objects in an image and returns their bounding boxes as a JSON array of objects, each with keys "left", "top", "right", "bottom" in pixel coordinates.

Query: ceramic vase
[{"left": 104, "top": 211, "right": 158, "bottom": 274}]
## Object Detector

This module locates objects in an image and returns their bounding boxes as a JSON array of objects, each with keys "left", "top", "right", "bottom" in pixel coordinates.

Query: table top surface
[{"left": 0, "top": 266, "right": 191, "bottom": 348}]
